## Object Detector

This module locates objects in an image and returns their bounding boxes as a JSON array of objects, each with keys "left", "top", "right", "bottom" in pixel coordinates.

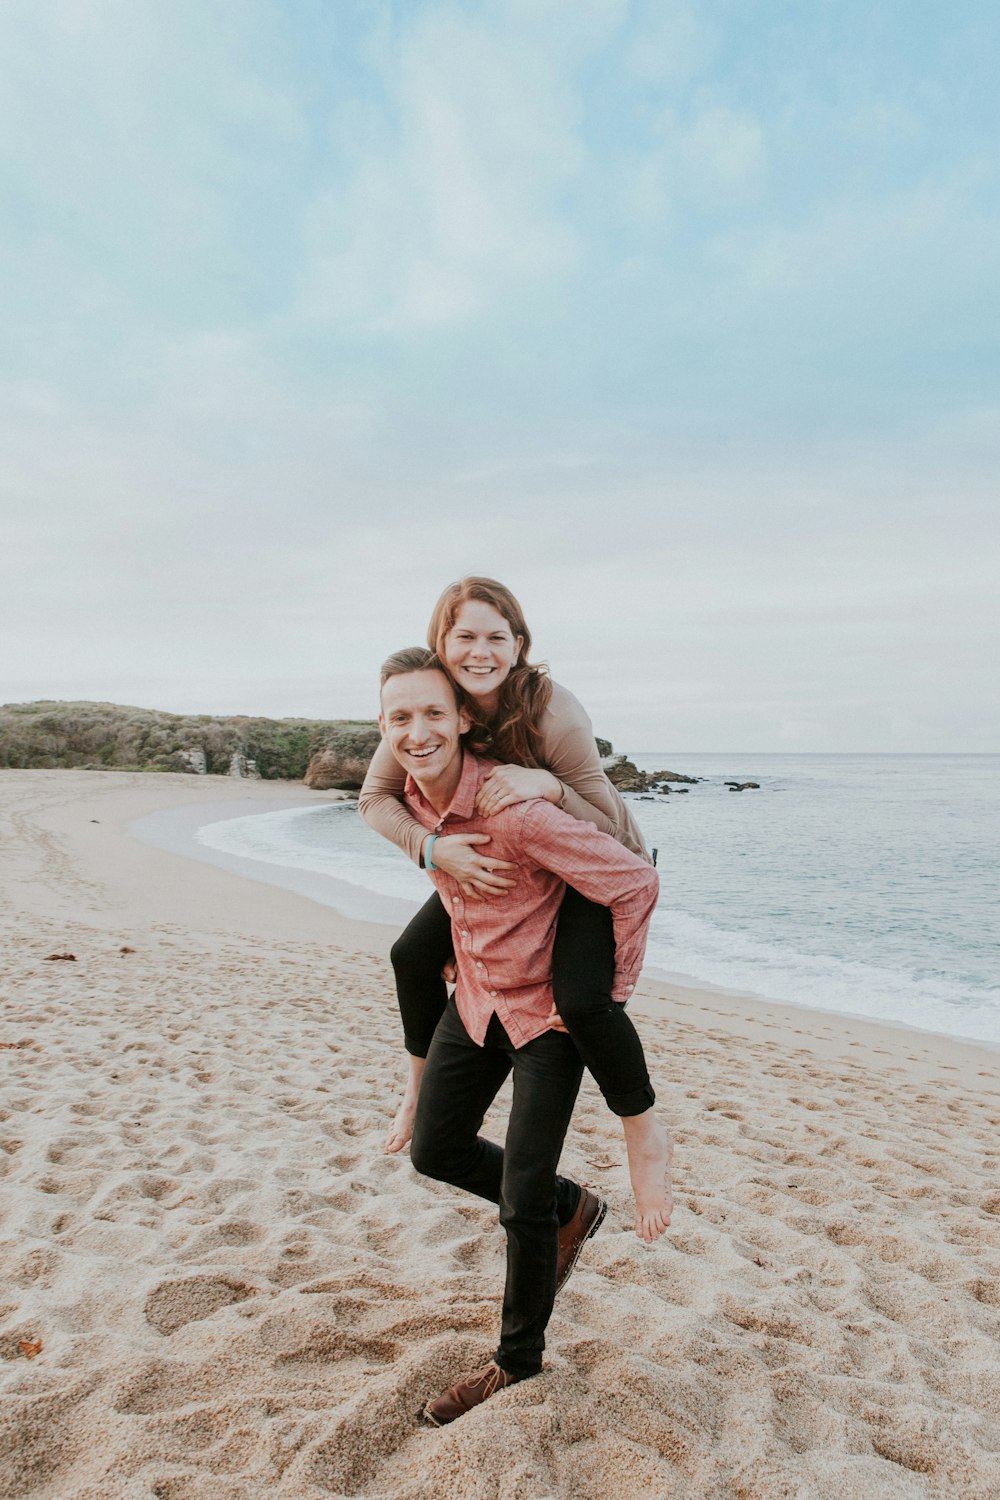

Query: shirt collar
[{"left": 404, "top": 746, "right": 483, "bottom": 824}]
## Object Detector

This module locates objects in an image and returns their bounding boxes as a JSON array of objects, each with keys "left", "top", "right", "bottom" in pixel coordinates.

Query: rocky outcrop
[
  {"left": 726, "top": 781, "right": 760, "bottom": 792},
  {"left": 604, "top": 756, "right": 701, "bottom": 794},
  {"left": 174, "top": 747, "right": 207, "bottom": 775},
  {"left": 0, "top": 700, "right": 705, "bottom": 797},
  {"left": 604, "top": 758, "right": 649, "bottom": 792},
  {"left": 304, "top": 726, "right": 383, "bottom": 790},
  {"left": 229, "top": 752, "right": 260, "bottom": 779}
]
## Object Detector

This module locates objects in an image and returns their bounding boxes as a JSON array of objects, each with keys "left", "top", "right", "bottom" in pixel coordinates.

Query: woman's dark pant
[
  {"left": 409, "top": 998, "right": 583, "bottom": 1379},
  {"left": 390, "top": 885, "right": 655, "bottom": 1116}
]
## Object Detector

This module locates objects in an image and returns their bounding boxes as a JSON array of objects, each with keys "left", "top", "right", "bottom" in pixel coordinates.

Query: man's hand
[
  {"left": 430, "top": 833, "right": 517, "bottom": 899},
  {"left": 475, "top": 765, "right": 562, "bottom": 817}
]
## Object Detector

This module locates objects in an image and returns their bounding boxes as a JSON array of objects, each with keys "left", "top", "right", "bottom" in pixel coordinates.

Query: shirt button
[
  {"left": 461, "top": 931, "right": 469, "bottom": 939},
  {"left": 489, "top": 991, "right": 497, "bottom": 998},
  {"left": 475, "top": 961, "right": 484, "bottom": 970},
  {"left": 452, "top": 897, "right": 460, "bottom": 904}
]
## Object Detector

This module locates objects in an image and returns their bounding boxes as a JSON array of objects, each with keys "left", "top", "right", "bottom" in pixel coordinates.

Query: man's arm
[
  {"left": 359, "top": 735, "right": 429, "bottom": 865},
  {"left": 517, "top": 801, "right": 659, "bottom": 1000}
]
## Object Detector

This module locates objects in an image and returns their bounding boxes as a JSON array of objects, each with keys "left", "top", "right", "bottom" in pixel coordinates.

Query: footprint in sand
[
  {"left": 144, "top": 1275, "right": 257, "bottom": 1335},
  {"left": 275, "top": 1328, "right": 403, "bottom": 1370},
  {"left": 969, "top": 1277, "right": 1000, "bottom": 1306},
  {"left": 114, "top": 1358, "right": 207, "bottom": 1416},
  {"left": 865, "top": 1412, "right": 945, "bottom": 1477},
  {"left": 137, "top": 1174, "right": 181, "bottom": 1202},
  {"left": 216, "top": 1219, "right": 263, "bottom": 1246}
]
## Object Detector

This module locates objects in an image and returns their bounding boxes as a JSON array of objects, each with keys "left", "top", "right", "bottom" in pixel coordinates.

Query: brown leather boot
[
  {"left": 423, "top": 1361, "right": 527, "bottom": 1426},
  {"left": 555, "top": 1186, "right": 607, "bottom": 1296}
]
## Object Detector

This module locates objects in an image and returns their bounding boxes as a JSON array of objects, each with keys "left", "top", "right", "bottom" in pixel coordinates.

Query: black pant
[
  {"left": 410, "top": 998, "right": 583, "bottom": 1378},
  {"left": 391, "top": 885, "right": 654, "bottom": 1115}
]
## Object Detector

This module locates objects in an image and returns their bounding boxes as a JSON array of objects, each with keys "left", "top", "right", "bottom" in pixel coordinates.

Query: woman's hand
[
  {"left": 545, "top": 1004, "right": 569, "bottom": 1034},
  {"left": 475, "top": 765, "right": 562, "bottom": 818},
  {"left": 429, "top": 833, "right": 517, "bottom": 899}
]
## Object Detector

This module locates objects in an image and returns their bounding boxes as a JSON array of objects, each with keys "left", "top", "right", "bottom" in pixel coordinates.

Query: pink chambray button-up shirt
[{"left": 404, "top": 750, "right": 660, "bottom": 1049}]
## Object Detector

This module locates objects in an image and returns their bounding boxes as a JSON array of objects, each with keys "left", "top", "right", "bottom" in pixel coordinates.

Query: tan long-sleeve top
[{"left": 359, "top": 679, "right": 651, "bottom": 865}]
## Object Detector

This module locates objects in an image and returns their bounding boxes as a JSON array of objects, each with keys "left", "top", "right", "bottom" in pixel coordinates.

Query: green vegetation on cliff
[{"left": 0, "top": 701, "right": 379, "bottom": 781}]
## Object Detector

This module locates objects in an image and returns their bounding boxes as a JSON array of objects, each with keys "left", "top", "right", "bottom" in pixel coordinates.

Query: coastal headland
[
  {"left": 2, "top": 770, "right": 999, "bottom": 1498},
  {"left": 0, "top": 700, "right": 696, "bottom": 796}
]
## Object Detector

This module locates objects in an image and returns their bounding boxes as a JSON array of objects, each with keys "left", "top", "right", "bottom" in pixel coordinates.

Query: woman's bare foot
[
  {"left": 621, "top": 1109, "right": 673, "bottom": 1242},
  {"left": 385, "top": 1054, "right": 427, "bottom": 1155},
  {"left": 385, "top": 1090, "right": 419, "bottom": 1154}
]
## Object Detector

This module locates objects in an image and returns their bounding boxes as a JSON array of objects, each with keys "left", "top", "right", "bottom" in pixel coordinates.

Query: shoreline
[
  {"left": 3, "top": 769, "right": 1000, "bottom": 1498},
  {"left": 130, "top": 777, "right": 1000, "bottom": 1068}
]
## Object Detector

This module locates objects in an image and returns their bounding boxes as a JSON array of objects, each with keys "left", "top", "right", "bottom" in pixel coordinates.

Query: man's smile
[{"left": 379, "top": 666, "right": 471, "bottom": 811}]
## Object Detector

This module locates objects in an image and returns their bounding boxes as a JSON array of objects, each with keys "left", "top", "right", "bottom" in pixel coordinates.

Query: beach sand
[{"left": 2, "top": 769, "right": 999, "bottom": 1499}]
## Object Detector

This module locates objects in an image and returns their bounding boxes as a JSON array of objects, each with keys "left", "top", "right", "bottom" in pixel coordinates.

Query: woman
[{"left": 360, "top": 577, "right": 672, "bottom": 1242}]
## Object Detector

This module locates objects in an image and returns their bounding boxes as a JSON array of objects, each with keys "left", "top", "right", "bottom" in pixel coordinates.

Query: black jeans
[
  {"left": 409, "top": 998, "right": 583, "bottom": 1379},
  {"left": 391, "top": 885, "right": 654, "bottom": 1115}
]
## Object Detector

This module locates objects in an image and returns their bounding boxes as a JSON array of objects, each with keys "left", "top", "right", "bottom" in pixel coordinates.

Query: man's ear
[{"left": 377, "top": 711, "right": 386, "bottom": 736}]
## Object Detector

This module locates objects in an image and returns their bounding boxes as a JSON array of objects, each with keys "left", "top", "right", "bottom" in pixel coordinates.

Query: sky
[{"left": 1, "top": 0, "right": 997, "bottom": 752}]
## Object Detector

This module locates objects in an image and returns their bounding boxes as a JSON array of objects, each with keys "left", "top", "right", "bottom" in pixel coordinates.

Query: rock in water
[
  {"left": 605, "top": 756, "right": 701, "bottom": 793},
  {"left": 604, "top": 758, "right": 648, "bottom": 792}
]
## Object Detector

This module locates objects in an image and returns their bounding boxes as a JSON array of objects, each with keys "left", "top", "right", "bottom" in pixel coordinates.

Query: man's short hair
[{"left": 379, "top": 646, "right": 451, "bottom": 693}]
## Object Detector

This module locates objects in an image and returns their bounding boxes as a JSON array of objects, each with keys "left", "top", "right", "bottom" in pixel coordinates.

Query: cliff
[
  {"left": 1, "top": 702, "right": 692, "bottom": 794},
  {"left": 0, "top": 701, "right": 379, "bottom": 785}
]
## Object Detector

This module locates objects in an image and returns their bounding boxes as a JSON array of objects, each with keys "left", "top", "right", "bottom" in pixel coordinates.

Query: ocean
[{"left": 180, "top": 754, "right": 999, "bottom": 1047}]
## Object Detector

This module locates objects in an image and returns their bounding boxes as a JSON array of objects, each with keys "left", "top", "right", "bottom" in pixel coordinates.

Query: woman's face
[{"left": 442, "top": 600, "right": 524, "bottom": 709}]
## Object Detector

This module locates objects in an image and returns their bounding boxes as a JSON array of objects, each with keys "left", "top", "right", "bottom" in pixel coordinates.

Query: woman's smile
[{"left": 443, "top": 600, "right": 523, "bottom": 709}]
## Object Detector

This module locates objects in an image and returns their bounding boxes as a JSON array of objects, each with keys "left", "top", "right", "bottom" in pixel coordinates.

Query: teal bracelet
[{"left": 424, "top": 834, "right": 440, "bottom": 871}]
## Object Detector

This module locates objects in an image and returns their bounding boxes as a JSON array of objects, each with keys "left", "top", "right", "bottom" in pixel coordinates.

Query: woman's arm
[
  {"left": 359, "top": 734, "right": 518, "bottom": 895},
  {"left": 358, "top": 734, "right": 431, "bottom": 863},
  {"left": 541, "top": 698, "right": 625, "bottom": 838}
]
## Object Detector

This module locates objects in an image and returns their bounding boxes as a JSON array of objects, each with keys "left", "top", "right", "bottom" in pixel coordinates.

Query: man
[{"left": 377, "top": 647, "right": 663, "bottom": 1425}]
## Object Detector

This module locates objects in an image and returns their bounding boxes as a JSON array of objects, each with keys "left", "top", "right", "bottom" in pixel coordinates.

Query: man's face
[{"left": 379, "top": 668, "right": 470, "bottom": 793}]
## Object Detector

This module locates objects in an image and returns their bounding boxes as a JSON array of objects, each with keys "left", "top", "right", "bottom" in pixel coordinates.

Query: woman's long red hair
[{"left": 428, "top": 577, "right": 553, "bottom": 767}]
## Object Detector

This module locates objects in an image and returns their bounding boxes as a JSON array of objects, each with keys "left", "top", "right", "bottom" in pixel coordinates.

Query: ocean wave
[
  {"left": 644, "top": 907, "right": 1000, "bottom": 1045},
  {"left": 193, "top": 785, "right": 1000, "bottom": 1047},
  {"left": 196, "top": 802, "right": 428, "bottom": 904}
]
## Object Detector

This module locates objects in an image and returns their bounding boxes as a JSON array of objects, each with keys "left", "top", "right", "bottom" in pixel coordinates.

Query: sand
[{"left": 2, "top": 769, "right": 999, "bottom": 1500}]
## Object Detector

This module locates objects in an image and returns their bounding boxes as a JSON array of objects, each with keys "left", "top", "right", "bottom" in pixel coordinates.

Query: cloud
[
  {"left": 0, "top": 0, "right": 307, "bottom": 393},
  {"left": 624, "top": 1, "right": 705, "bottom": 86},
  {"left": 681, "top": 107, "right": 766, "bottom": 201},
  {"left": 0, "top": 3, "right": 996, "bottom": 748},
  {"left": 622, "top": 103, "right": 766, "bottom": 224},
  {"left": 299, "top": 4, "right": 592, "bottom": 331}
]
